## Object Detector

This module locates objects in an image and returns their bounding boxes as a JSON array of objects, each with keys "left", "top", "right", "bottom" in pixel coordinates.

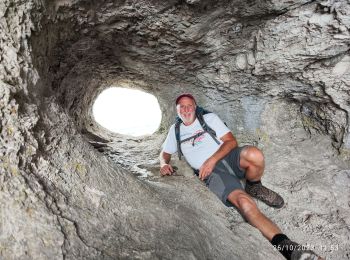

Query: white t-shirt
[{"left": 162, "top": 113, "right": 230, "bottom": 170}]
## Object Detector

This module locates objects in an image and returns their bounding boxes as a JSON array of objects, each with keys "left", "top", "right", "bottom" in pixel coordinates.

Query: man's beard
[{"left": 178, "top": 111, "right": 196, "bottom": 124}]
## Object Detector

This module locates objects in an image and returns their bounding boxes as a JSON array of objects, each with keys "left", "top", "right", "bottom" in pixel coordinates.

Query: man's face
[{"left": 176, "top": 97, "right": 196, "bottom": 125}]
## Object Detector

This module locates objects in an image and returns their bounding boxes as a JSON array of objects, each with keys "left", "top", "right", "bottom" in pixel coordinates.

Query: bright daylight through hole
[{"left": 93, "top": 87, "right": 162, "bottom": 137}]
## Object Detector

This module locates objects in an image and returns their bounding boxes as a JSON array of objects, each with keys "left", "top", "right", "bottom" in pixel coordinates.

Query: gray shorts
[{"left": 203, "top": 146, "right": 248, "bottom": 207}]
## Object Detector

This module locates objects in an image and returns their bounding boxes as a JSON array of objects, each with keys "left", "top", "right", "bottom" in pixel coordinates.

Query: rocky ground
[{"left": 1, "top": 0, "right": 350, "bottom": 259}]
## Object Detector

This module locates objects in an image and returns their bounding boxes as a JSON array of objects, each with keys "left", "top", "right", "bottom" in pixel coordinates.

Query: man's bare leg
[
  {"left": 227, "top": 189, "right": 281, "bottom": 240},
  {"left": 227, "top": 190, "right": 323, "bottom": 260},
  {"left": 239, "top": 146, "right": 284, "bottom": 208},
  {"left": 231, "top": 147, "right": 323, "bottom": 259},
  {"left": 239, "top": 146, "right": 265, "bottom": 181}
]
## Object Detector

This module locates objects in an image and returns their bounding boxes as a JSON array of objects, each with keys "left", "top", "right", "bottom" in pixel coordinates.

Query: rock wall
[{"left": 1, "top": 0, "right": 350, "bottom": 259}]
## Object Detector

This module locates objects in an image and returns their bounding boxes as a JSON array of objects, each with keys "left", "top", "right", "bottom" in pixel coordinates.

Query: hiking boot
[
  {"left": 245, "top": 181, "right": 284, "bottom": 208},
  {"left": 278, "top": 239, "right": 324, "bottom": 260}
]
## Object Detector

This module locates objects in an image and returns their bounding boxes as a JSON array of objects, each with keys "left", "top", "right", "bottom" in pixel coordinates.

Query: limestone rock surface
[{"left": 1, "top": 0, "right": 350, "bottom": 259}]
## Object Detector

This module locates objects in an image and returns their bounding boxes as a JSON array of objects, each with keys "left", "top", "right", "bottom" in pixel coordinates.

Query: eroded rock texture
[{"left": 1, "top": 0, "right": 350, "bottom": 259}]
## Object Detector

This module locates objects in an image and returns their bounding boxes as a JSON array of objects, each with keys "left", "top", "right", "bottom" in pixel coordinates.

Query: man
[{"left": 159, "top": 93, "right": 323, "bottom": 260}]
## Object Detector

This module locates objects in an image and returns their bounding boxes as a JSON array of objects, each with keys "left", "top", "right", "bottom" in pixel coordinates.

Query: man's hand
[
  {"left": 199, "top": 157, "right": 217, "bottom": 181},
  {"left": 198, "top": 132, "right": 237, "bottom": 181},
  {"left": 159, "top": 151, "right": 173, "bottom": 176},
  {"left": 160, "top": 164, "right": 175, "bottom": 176}
]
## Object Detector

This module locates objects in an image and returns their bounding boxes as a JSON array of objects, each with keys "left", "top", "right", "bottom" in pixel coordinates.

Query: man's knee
[
  {"left": 241, "top": 146, "right": 264, "bottom": 167},
  {"left": 228, "top": 190, "right": 258, "bottom": 215}
]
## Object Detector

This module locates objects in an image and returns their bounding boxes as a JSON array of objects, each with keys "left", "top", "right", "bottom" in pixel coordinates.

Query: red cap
[{"left": 175, "top": 93, "right": 196, "bottom": 105}]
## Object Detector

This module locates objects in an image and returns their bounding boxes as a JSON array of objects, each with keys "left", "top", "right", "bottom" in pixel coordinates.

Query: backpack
[{"left": 175, "top": 106, "right": 220, "bottom": 160}]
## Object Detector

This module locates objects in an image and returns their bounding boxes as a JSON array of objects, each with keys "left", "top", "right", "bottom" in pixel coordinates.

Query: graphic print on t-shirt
[{"left": 181, "top": 130, "right": 206, "bottom": 146}]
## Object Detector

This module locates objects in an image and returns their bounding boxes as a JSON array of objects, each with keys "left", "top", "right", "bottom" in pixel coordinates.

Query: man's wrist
[{"left": 209, "top": 156, "right": 218, "bottom": 164}]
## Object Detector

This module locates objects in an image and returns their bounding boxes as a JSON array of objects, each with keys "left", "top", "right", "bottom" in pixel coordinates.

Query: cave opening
[{"left": 92, "top": 87, "right": 162, "bottom": 137}]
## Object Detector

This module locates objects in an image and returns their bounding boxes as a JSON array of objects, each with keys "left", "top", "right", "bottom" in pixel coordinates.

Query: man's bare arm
[
  {"left": 198, "top": 132, "right": 237, "bottom": 180},
  {"left": 211, "top": 132, "right": 238, "bottom": 163},
  {"left": 159, "top": 151, "right": 175, "bottom": 176}
]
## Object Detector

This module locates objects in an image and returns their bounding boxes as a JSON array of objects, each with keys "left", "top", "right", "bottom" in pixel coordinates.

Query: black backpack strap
[
  {"left": 175, "top": 118, "right": 183, "bottom": 160},
  {"left": 196, "top": 107, "right": 220, "bottom": 145}
]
